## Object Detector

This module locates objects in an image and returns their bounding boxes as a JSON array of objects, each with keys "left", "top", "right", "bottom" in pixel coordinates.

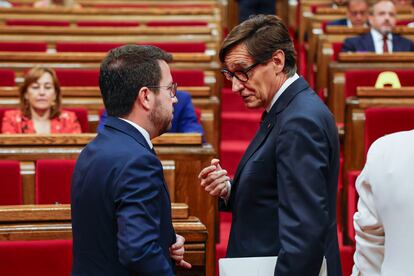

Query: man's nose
[{"left": 231, "top": 77, "right": 244, "bottom": 93}]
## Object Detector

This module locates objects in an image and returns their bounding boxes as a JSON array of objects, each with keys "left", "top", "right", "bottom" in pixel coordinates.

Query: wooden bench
[
  {"left": 0, "top": 203, "right": 207, "bottom": 275},
  {"left": 0, "top": 133, "right": 217, "bottom": 275}
]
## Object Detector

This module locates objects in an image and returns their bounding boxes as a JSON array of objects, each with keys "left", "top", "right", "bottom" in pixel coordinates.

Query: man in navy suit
[
  {"left": 199, "top": 15, "right": 342, "bottom": 275},
  {"left": 327, "top": 0, "right": 368, "bottom": 27},
  {"left": 342, "top": 0, "right": 414, "bottom": 52},
  {"left": 97, "top": 90, "right": 204, "bottom": 137},
  {"left": 71, "top": 45, "right": 191, "bottom": 275}
]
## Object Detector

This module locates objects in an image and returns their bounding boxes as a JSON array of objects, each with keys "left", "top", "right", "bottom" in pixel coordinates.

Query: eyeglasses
[
  {"left": 147, "top": 82, "right": 177, "bottom": 98},
  {"left": 221, "top": 61, "right": 263, "bottom": 83}
]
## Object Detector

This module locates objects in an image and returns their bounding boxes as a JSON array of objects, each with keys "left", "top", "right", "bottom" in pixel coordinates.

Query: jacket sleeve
[
  {"left": 351, "top": 142, "right": 385, "bottom": 276},
  {"left": 275, "top": 116, "right": 331, "bottom": 275},
  {"left": 114, "top": 153, "right": 175, "bottom": 275},
  {"left": 174, "top": 91, "right": 204, "bottom": 135}
]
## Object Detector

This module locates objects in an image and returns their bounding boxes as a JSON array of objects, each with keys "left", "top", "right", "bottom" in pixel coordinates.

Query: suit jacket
[
  {"left": 97, "top": 91, "right": 204, "bottom": 137},
  {"left": 222, "top": 77, "right": 342, "bottom": 276},
  {"left": 342, "top": 31, "right": 414, "bottom": 52},
  {"left": 352, "top": 130, "right": 414, "bottom": 276},
  {"left": 327, "top": 18, "right": 348, "bottom": 26},
  {"left": 71, "top": 117, "right": 176, "bottom": 275}
]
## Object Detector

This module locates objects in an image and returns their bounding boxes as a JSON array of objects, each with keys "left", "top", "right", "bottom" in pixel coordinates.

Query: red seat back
[
  {"left": 77, "top": 21, "right": 139, "bottom": 27},
  {"left": 346, "top": 170, "right": 361, "bottom": 243},
  {"left": 146, "top": 20, "right": 208, "bottom": 27},
  {"left": 56, "top": 42, "right": 124, "bottom": 52},
  {"left": 364, "top": 107, "right": 414, "bottom": 155},
  {"left": 172, "top": 70, "right": 205, "bottom": 86},
  {"left": 35, "top": 159, "right": 76, "bottom": 204},
  {"left": 137, "top": 42, "right": 206, "bottom": 53},
  {"left": 6, "top": 19, "right": 70, "bottom": 27},
  {"left": 63, "top": 108, "right": 89, "bottom": 133},
  {"left": 0, "top": 160, "right": 22, "bottom": 205},
  {"left": 345, "top": 70, "right": 414, "bottom": 98},
  {"left": 0, "top": 69, "right": 15, "bottom": 86},
  {"left": 0, "top": 240, "right": 72, "bottom": 276},
  {"left": 55, "top": 69, "right": 99, "bottom": 86},
  {"left": 332, "top": 42, "right": 343, "bottom": 61},
  {"left": 0, "top": 42, "right": 47, "bottom": 52}
]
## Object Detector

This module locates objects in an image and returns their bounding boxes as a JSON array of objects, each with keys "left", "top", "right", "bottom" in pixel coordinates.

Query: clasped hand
[{"left": 198, "top": 158, "right": 230, "bottom": 197}]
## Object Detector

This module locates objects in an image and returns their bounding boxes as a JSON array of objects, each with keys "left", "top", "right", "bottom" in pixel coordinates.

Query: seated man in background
[
  {"left": 352, "top": 129, "right": 414, "bottom": 275},
  {"left": 2, "top": 67, "right": 82, "bottom": 134},
  {"left": 327, "top": 0, "right": 369, "bottom": 27},
  {"left": 98, "top": 90, "right": 204, "bottom": 138},
  {"left": 342, "top": 0, "right": 414, "bottom": 53},
  {"left": 34, "top": 0, "right": 81, "bottom": 8}
]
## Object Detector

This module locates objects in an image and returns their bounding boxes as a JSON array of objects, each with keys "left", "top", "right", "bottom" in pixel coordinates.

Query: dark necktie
[{"left": 383, "top": 35, "right": 389, "bottom": 53}]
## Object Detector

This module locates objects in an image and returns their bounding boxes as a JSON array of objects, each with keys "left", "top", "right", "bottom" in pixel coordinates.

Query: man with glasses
[
  {"left": 71, "top": 45, "right": 191, "bottom": 275},
  {"left": 327, "top": 0, "right": 369, "bottom": 27},
  {"left": 199, "top": 15, "right": 342, "bottom": 275}
]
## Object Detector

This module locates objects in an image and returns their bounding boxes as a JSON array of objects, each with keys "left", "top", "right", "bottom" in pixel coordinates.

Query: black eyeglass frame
[
  {"left": 220, "top": 61, "right": 263, "bottom": 83},
  {"left": 146, "top": 82, "right": 178, "bottom": 98}
]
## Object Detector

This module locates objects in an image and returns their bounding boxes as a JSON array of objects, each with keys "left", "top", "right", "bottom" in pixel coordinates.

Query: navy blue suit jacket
[
  {"left": 71, "top": 117, "right": 176, "bottom": 275},
  {"left": 221, "top": 77, "right": 342, "bottom": 276},
  {"left": 342, "top": 31, "right": 414, "bottom": 52},
  {"left": 98, "top": 91, "right": 204, "bottom": 137},
  {"left": 327, "top": 18, "right": 348, "bottom": 26}
]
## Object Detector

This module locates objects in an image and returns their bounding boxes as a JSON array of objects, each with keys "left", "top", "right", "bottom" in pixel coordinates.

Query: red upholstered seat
[
  {"left": 55, "top": 69, "right": 99, "bottom": 86},
  {"left": 35, "top": 159, "right": 76, "bottom": 204},
  {"left": 63, "top": 108, "right": 89, "bottom": 133},
  {"left": 56, "top": 42, "right": 124, "bottom": 52},
  {"left": 0, "top": 240, "right": 72, "bottom": 276},
  {"left": 6, "top": 19, "right": 70, "bottom": 27},
  {"left": 0, "top": 42, "right": 47, "bottom": 52},
  {"left": 77, "top": 21, "right": 139, "bottom": 27},
  {"left": 345, "top": 70, "right": 414, "bottom": 98},
  {"left": 346, "top": 170, "right": 361, "bottom": 243},
  {"left": 364, "top": 107, "right": 414, "bottom": 155},
  {"left": 137, "top": 42, "right": 206, "bottom": 53},
  {"left": 0, "top": 160, "right": 22, "bottom": 205},
  {"left": 0, "top": 69, "right": 15, "bottom": 86},
  {"left": 146, "top": 20, "right": 208, "bottom": 27},
  {"left": 172, "top": 70, "right": 204, "bottom": 86},
  {"left": 332, "top": 42, "right": 343, "bottom": 61}
]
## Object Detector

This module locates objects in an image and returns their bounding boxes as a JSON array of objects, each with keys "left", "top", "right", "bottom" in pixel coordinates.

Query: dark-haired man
[
  {"left": 327, "top": 0, "right": 369, "bottom": 27},
  {"left": 199, "top": 14, "right": 342, "bottom": 275},
  {"left": 71, "top": 45, "right": 191, "bottom": 275},
  {"left": 342, "top": 0, "right": 414, "bottom": 52}
]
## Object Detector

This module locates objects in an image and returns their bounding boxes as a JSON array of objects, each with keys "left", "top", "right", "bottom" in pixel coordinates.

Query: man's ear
[
  {"left": 137, "top": 87, "right": 152, "bottom": 111},
  {"left": 271, "top": 50, "right": 285, "bottom": 74}
]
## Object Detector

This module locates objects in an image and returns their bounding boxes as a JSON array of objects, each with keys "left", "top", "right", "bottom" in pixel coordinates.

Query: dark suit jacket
[
  {"left": 342, "top": 31, "right": 414, "bottom": 52},
  {"left": 327, "top": 18, "right": 348, "bottom": 26},
  {"left": 97, "top": 91, "right": 204, "bottom": 137},
  {"left": 71, "top": 117, "right": 176, "bottom": 275},
  {"left": 221, "top": 77, "right": 342, "bottom": 276}
]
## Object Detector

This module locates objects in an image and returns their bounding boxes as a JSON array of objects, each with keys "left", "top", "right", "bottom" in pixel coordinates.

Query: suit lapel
[
  {"left": 232, "top": 77, "right": 310, "bottom": 184},
  {"left": 393, "top": 35, "right": 401, "bottom": 51},
  {"left": 364, "top": 32, "right": 376, "bottom": 52}
]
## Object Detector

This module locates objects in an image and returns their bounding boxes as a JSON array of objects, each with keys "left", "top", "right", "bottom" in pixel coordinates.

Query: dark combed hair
[
  {"left": 99, "top": 44, "right": 172, "bottom": 117},
  {"left": 219, "top": 14, "right": 297, "bottom": 77}
]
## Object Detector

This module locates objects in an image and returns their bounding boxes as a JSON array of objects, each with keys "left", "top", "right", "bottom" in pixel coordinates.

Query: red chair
[
  {"left": 63, "top": 108, "right": 89, "bottom": 133},
  {"left": 5, "top": 19, "right": 70, "bottom": 27},
  {"left": 55, "top": 69, "right": 99, "bottom": 87},
  {"left": 56, "top": 42, "right": 124, "bottom": 52},
  {"left": 172, "top": 70, "right": 205, "bottom": 86},
  {"left": 35, "top": 159, "right": 76, "bottom": 204},
  {"left": 77, "top": 21, "right": 139, "bottom": 27},
  {"left": 0, "top": 160, "right": 22, "bottom": 205},
  {"left": 0, "top": 69, "right": 15, "bottom": 86},
  {"left": 144, "top": 42, "right": 206, "bottom": 53},
  {"left": 146, "top": 20, "right": 208, "bottom": 27},
  {"left": 345, "top": 70, "right": 414, "bottom": 98},
  {"left": 0, "top": 240, "right": 72, "bottom": 276},
  {"left": 0, "top": 42, "right": 47, "bottom": 52}
]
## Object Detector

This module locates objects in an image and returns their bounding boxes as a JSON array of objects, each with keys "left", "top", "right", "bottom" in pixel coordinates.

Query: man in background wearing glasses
[
  {"left": 71, "top": 45, "right": 191, "bottom": 275},
  {"left": 199, "top": 15, "right": 342, "bottom": 275}
]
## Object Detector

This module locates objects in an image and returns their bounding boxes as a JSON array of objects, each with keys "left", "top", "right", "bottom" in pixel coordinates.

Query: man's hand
[
  {"left": 170, "top": 234, "right": 192, "bottom": 269},
  {"left": 198, "top": 158, "right": 230, "bottom": 197}
]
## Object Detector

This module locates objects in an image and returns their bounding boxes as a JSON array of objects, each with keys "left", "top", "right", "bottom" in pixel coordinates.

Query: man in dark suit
[
  {"left": 199, "top": 15, "right": 342, "bottom": 275},
  {"left": 97, "top": 90, "right": 204, "bottom": 136},
  {"left": 327, "top": 0, "right": 368, "bottom": 27},
  {"left": 342, "top": 0, "right": 414, "bottom": 52},
  {"left": 71, "top": 45, "right": 191, "bottom": 275}
]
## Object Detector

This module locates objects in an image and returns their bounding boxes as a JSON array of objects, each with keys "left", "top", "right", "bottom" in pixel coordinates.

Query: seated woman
[{"left": 1, "top": 67, "right": 82, "bottom": 134}]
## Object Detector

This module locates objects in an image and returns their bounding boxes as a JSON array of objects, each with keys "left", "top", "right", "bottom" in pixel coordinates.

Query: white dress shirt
[
  {"left": 370, "top": 29, "right": 393, "bottom": 54},
  {"left": 352, "top": 130, "right": 414, "bottom": 276},
  {"left": 119, "top": 117, "right": 153, "bottom": 149}
]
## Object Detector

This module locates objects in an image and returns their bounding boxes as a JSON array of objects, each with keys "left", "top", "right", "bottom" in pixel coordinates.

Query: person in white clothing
[{"left": 352, "top": 129, "right": 414, "bottom": 276}]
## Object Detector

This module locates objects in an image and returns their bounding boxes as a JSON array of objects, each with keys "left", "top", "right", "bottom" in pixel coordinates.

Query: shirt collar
[
  {"left": 119, "top": 117, "right": 153, "bottom": 149},
  {"left": 266, "top": 73, "right": 299, "bottom": 112},
  {"left": 371, "top": 28, "right": 392, "bottom": 42}
]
